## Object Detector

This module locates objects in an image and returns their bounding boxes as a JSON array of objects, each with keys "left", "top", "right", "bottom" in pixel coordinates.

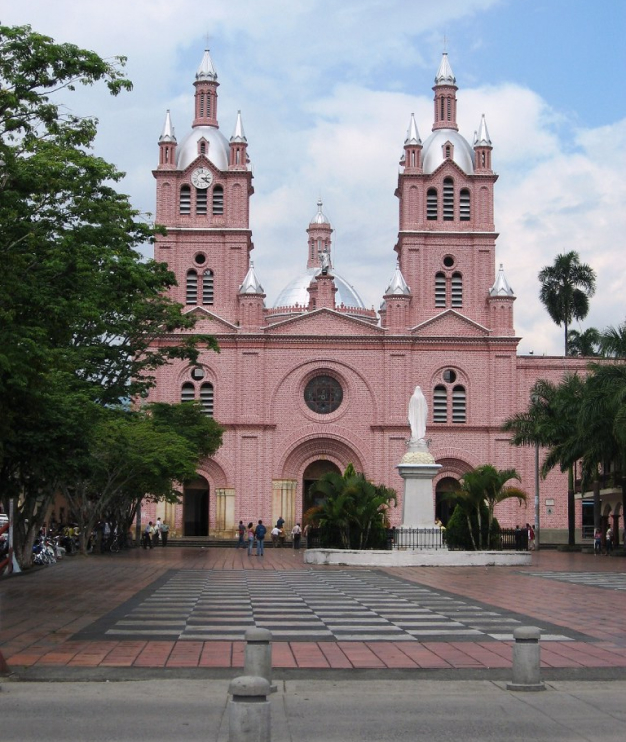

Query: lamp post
[{"left": 534, "top": 441, "right": 540, "bottom": 551}]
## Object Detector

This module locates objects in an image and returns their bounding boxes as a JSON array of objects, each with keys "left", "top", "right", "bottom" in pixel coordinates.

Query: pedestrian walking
[
  {"left": 291, "top": 523, "right": 302, "bottom": 549},
  {"left": 143, "top": 521, "right": 154, "bottom": 549},
  {"left": 255, "top": 520, "right": 267, "bottom": 556}
]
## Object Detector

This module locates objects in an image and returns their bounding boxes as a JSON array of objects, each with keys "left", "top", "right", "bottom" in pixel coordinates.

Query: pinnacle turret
[
  {"left": 196, "top": 49, "right": 218, "bottom": 81},
  {"left": 159, "top": 109, "right": 176, "bottom": 143}
]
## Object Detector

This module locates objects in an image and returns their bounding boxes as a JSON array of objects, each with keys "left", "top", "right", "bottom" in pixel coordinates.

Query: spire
[
  {"left": 404, "top": 113, "right": 421, "bottom": 145},
  {"left": 239, "top": 261, "right": 264, "bottom": 295},
  {"left": 489, "top": 264, "right": 515, "bottom": 297},
  {"left": 385, "top": 262, "right": 411, "bottom": 296},
  {"left": 230, "top": 110, "right": 247, "bottom": 143},
  {"left": 434, "top": 52, "right": 456, "bottom": 85},
  {"left": 159, "top": 110, "right": 176, "bottom": 143},
  {"left": 475, "top": 114, "right": 491, "bottom": 146},
  {"left": 311, "top": 198, "right": 330, "bottom": 225},
  {"left": 196, "top": 49, "right": 218, "bottom": 81}
]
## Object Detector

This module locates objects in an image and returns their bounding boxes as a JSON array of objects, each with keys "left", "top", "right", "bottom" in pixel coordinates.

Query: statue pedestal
[{"left": 397, "top": 443, "right": 441, "bottom": 528}]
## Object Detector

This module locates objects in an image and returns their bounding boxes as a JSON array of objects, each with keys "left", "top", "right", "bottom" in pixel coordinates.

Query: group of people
[
  {"left": 594, "top": 525, "right": 614, "bottom": 555},
  {"left": 142, "top": 517, "right": 170, "bottom": 549},
  {"left": 236, "top": 516, "right": 303, "bottom": 556}
]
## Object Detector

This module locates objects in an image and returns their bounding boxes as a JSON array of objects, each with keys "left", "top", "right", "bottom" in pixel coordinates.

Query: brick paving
[{"left": 1, "top": 546, "right": 625, "bottom": 673}]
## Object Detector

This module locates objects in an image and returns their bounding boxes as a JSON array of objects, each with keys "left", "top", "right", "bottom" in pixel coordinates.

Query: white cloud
[{"left": 2, "top": 0, "right": 624, "bottom": 355}]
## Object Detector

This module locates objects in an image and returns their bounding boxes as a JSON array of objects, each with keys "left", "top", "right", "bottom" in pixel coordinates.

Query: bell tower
[
  {"left": 393, "top": 53, "right": 510, "bottom": 335},
  {"left": 153, "top": 49, "right": 254, "bottom": 327}
]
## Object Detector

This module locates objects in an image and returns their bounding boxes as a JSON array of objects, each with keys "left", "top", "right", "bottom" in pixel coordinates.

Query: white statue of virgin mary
[{"left": 408, "top": 385, "right": 427, "bottom": 442}]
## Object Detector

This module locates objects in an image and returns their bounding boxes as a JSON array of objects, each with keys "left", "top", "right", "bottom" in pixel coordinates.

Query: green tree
[
  {"left": 59, "top": 403, "right": 223, "bottom": 555},
  {"left": 567, "top": 327, "right": 600, "bottom": 357},
  {"left": 0, "top": 24, "right": 218, "bottom": 566},
  {"left": 598, "top": 319, "right": 626, "bottom": 359},
  {"left": 443, "top": 465, "right": 526, "bottom": 549},
  {"left": 503, "top": 374, "right": 587, "bottom": 546},
  {"left": 307, "top": 464, "right": 397, "bottom": 549},
  {"left": 538, "top": 251, "right": 596, "bottom": 355}
]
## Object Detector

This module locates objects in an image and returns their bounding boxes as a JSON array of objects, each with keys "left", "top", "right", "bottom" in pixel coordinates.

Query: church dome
[
  {"left": 421, "top": 129, "right": 474, "bottom": 175},
  {"left": 176, "top": 125, "right": 230, "bottom": 172},
  {"left": 273, "top": 267, "right": 366, "bottom": 309}
]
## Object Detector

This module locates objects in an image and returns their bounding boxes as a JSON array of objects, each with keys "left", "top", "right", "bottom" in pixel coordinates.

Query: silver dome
[
  {"left": 176, "top": 125, "right": 230, "bottom": 172},
  {"left": 421, "top": 129, "right": 474, "bottom": 175},
  {"left": 273, "top": 267, "right": 366, "bottom": 309}
]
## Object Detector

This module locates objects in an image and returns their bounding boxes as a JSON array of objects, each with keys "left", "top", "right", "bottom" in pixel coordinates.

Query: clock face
[{"left": 191, "top": 167, "right": 213, "bottom": 189}]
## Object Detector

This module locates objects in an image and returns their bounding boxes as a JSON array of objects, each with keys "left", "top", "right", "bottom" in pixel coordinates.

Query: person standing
[
  {"left": 276, "top": 516, "right": 285, "bottom": 530},
  {"left": 246, "top": 522, "right": 255, "bottom": 556},
  {"left": 255, "top": 520, "right": 267, "bottom": 556},
  {"left": 160, "top": 521, "right": 169, "bottom": 547},
  {"left": 153, "top": 518, "right": 162, "bottom": 548},
  {"left": 291, "top": 523, "right": 302, "bottom": 550},
  {"left": 270, "top": 525, "right": 280, "bottom": 547},
  {"left": 605, "top": 525, "right": 613, "bottom": 555},
  {"left": 594, "top": 527, "right": 602, "bottom": 555},
  {"left": 526, "top": 523, "right": 535, "bottom": 551},
  {"left": 236, "top": 520, "right": 246, "bottom": 549},
  {"left": 143, "top": 521, "right": 154, "bottom": 549}
]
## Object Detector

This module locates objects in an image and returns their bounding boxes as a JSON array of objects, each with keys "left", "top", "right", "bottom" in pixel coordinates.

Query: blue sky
[{"left": 3, "top": 0, "right": 625, "bottom": 354}]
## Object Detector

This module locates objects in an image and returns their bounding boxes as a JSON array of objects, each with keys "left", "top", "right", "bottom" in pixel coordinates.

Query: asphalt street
[{"left": 1, "top": 678, "right": 625, "bottom": 742}]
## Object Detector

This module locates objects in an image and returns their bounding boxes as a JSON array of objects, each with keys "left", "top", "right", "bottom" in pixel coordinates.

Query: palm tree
[
  {"left": 444, "top": 465, "right": 527, "bottom": 549},
  {"left": 538, "top": 251, "right": 596, "bottom": 355},
  {"left": 503, "top": 374, "right": 586, "bottom": 546},
  {"left": 598, "top": 319, "right": 626, "bottom": 358},
  {"left": 567, "top": 327, "right": 600, "bottom": 357},
  {"left": 308, "top": 464, "right": 397, "bottom": 549}
]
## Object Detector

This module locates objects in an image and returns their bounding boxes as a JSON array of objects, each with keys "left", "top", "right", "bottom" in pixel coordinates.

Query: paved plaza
[{"left": 1, "top": 547, "right": 626, "bottom": 676}]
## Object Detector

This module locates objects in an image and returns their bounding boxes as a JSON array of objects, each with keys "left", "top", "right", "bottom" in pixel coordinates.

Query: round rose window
[{"left": 304, "top": 375, "right": 343, "bottom": 414}]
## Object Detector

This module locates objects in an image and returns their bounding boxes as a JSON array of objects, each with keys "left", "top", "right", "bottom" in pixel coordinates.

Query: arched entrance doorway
[
  {"left": 183, "top": 476, "right": 209, "bottom": 537},
  {"left": 302, "top": 460, "right": 341, "bottom": 519},
  {"left": 435, "top": 476, "right": 460, "bottom": 526}
]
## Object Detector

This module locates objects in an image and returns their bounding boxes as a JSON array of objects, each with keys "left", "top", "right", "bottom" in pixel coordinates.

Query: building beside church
[{"left": 145, "top": 49, "right": 608, "bottom": 545}]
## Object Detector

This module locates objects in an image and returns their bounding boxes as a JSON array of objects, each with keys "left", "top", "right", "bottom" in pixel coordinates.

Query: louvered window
[
  {"left": 202, "top": 270, "right": 214, "bottom": 305},
  {"left": 200, "top": 383, "right": 214, "bottom": 417},
  {"left": 181, "top": 382, "right": 195, "bottom": 403},
  {"left": 443, "top": 178, "right": 454, "bottom": 221},
  {"left": 433, "top": 385, "right": 447, "bottom": 423},
  {"left": 435, "top": 272, "right": 446, "bottom": 307},
  {"left": 179, "top": 185, "right": 191, "bottom": 214},
  {"left": 427, "top": 188, "right": 438, "bottom": 220},
  {"left": 451, "top": 273, "right": 462, "bottom": 307},
  {"left": 460, "top": 189, "right": 470, "bottom": 221},
  {"left": 452, "top": 386, "right": 466, "bottom": 423},
  {"left": 186, "top": 270, "right": 198, "bottom": 305},
  {"left": 212, "top": 185, "right": 224, "bottom": 215},
  {"left": 196, "top": 188, "right": 207, "bottom": 215},
  {"left": 199, "top": 93, "right": 205, "bottom": 117}
]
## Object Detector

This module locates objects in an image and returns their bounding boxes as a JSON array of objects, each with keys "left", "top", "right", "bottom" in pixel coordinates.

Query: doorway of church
[
  {"left": 302, "top": 460, "right": 341, "bottom": 521},
  {"left": 183, "top": 476, "right": 209, "bottom": 537},
  {"left": 435, "top": 476, "right": 461, "bottom": 526}
]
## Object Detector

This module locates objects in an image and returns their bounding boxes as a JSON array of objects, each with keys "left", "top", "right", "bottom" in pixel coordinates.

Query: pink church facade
[{"left": 145, "top": 50, "right": 590, "bottom": 544}]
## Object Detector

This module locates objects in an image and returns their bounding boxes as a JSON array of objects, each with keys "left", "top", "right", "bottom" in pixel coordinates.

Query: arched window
[
  {"left": 452, "top": 385, "right": 466, "bottom": 423},
  {"left": 443, "top": 177, "right": 454, "bottom": 221},
  {"left": 445, "top": 144, "right": 451, "bottom": 159},
  {"left": 435, "top": 272, "right": 446, "bottom": 307},
  {"left": 460, "top": 189, "right": 470, "bottom": 220},
  {"left": 200, "top": 141, "right": 206, "bottom": 154},
  {"left": 212, "top": 185, "right": 224, "bottom": 215},
  {"left": 196, "top": 187, "right": 207, "bottom": 215},
  {"left": 200, "top": 382, "right": 214, "bottom": 416},
  {"left": 199, "top": 93, "right": 204, "bottom": 117},
  {"left": 186, "top": 270, "right": 198, "bottom": 305},
  {"left": 451, "top": 272, "right": 463, "bottom": 307},
  {"left": 433, "top": 385, "right": 447, "bottom": 423},
  {"left": 181, "top": 382, "right": 195, "bottom": 403},
  {"left": 179, "top": 185, "right": 191, "bottom": 214},
  {"left": 427, "top": 188, "right": 438, "bottom": 220},
  {"left": 202, "top": 270, "right": 214, "bottom": 305}
]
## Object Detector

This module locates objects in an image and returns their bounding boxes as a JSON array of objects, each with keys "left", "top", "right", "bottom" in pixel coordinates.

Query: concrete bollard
[
  {"left": 506, "top": 626, "right": 546, "bottom": 691},
  {"left": 244, "top": 627, "right": 275, "bottom": 692},
  {"left": 228, "top": 675, "right": 271, "bottom": 742}
]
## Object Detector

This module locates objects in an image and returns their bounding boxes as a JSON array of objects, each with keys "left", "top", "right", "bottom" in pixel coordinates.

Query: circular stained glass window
[{"left": 304, "top": 375, "right": 343, "bottom": 414}]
